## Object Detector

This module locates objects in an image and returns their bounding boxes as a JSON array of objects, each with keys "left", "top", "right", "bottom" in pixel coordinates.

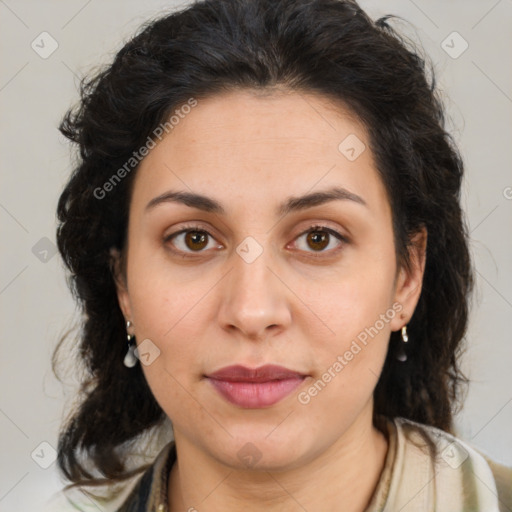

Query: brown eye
[
  {"left": 306, "top": 230, "right": 330, "bottom": 251},
  {"left": 293, "top": 226, "right": 346, "bottom": 255},
  {"left": 165, "top": 227, "right": 221, "bottom": 255},
  {"left": 184, "top": 231, "right": 208, "bottom": 251}
]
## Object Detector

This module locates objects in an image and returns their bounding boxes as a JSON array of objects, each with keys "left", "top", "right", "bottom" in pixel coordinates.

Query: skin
[{"left": 113, "top": 88, "right": 427, "bottom": 512}]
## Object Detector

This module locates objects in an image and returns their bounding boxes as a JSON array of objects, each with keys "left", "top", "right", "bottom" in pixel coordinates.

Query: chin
[{"left": 209, "top": 430, "right": 313, "bottom": 472}]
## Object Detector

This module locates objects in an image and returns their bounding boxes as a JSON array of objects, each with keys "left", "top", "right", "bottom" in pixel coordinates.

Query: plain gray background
[{"left": 1, "top": 0, "right": 511, "bottom": 510}]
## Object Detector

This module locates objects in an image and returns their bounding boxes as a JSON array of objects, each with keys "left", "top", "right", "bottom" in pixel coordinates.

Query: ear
[
  {"left": 389, "top": 226, "right": 427, "bottom": 331},
  {"left": 110, "top": 247, "right": 132, "bottom": 322}
]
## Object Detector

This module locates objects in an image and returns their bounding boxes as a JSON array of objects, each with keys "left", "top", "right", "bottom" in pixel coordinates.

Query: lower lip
[{"left": 207, "top": 377, "right": 306, "bottom": 408}]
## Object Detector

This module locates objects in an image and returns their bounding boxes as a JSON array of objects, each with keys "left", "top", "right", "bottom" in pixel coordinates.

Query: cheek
[
  {"left": 125, "top": 263, "right": 202, "bottom": 375},
  {"left": 308, "top": 283, "right": 393, "bottom": 383},
  {"left": 302, "top": 251, "right": 397, "bottom": 345},
  {"left": 296, "top": 245, "right": 397, "bottom": 393},
  {"left": 128, "top": 258, "right": 208, "bottom": 337},
  {"left": 296, "top": 282, "right": 394, "bottom": 423},
  {"left": 128, "top": 277, "right": 206, "bottom": 420}
]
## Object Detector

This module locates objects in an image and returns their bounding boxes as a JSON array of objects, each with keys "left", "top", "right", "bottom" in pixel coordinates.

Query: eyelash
[{"left": 163, "top": 223, "right": 348, "bottom": 258}]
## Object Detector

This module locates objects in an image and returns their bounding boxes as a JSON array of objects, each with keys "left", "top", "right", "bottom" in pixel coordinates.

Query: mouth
[{"left": 205, "top": 364, "right": 309, "bottom": 408}]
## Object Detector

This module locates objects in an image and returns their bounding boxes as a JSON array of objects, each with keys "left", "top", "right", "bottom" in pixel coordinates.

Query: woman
[{"left": 51, "top": 0, "right": 511, "bottom": 510}]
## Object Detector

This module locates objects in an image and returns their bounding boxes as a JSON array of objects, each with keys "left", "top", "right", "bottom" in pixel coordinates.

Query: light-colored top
[
  {"left": 45, "top": 416, "right": 512, "bottom": 511},
  {"left": 366, "top": 417, "right": 511, "bottom": 511}
]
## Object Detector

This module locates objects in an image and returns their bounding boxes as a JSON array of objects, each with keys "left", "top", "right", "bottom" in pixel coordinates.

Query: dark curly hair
[{"left": 53, "top": 0, "right": 473, "bottom": 498}]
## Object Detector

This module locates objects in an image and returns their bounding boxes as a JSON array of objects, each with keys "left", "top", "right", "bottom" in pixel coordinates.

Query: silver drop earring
[
  {"left": 396, "top": 325, "right": 409, "bottom": 362},
  {"left": 123, "top": 320, "right": 138, "bottom": 368}
]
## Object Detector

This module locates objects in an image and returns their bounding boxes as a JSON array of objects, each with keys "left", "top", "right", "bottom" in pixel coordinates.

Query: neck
[{"left": 168, "top": 407, "right": 388, "bottom": 512}]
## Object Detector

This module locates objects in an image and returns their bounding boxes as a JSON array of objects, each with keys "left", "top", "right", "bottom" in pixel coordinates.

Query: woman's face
[{"left": 114, "top": 89, "right": 426, "bottom": 470}]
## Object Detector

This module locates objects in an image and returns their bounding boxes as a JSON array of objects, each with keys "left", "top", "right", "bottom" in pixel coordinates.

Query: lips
[
  {"left": 205, "top": 364, "right": 308, "bottom": 408},
  {"left": 207, "top": 364, "right": 306, "bottom": 382}
]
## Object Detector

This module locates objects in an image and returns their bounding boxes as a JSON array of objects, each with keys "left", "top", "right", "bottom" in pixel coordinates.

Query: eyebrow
[{"left": 145, "top": 186, "right": 367, "bottom": 216}]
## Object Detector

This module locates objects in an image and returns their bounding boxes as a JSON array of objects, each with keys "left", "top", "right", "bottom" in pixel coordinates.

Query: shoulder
[
  {"left": 43, "top": 476, "right": 142, "bottom": 512},
  {"left": 116, "top": 440, "right": 176, "bottom": 511},
  {"left": 477, "top": 451, "right": 512, "bottom": 512},
  {"left": 392, "top": 417, "right": 512, "bottom": 512},
  {"left": 43, "top": 442, "right": 175, "bottom": 512}
]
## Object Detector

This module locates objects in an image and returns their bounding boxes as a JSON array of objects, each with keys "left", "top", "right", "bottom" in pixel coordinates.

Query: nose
[{"left": 217, "top": 242, "right": 292, "bottom": 341}]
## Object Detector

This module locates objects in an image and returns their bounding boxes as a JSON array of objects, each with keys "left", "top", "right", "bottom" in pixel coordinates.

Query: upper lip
[{"left": 206, "top": 364, "right": 307, "bottom": 382}]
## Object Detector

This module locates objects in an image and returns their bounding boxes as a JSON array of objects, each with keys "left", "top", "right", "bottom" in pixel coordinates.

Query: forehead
[
  {"left": 160, "top": 88, "right": 367, "bottom": 152},
  {"left": 130, "top": 89, "right": 389, "bottom": 219}
]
